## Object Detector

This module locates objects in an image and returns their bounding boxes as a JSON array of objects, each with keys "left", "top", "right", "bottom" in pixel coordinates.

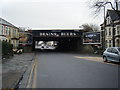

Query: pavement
[
  {"left": 2, "top": 53, "right": 35, "bottom": 88},
  {"left": 21, "top": 52, "right": 119, "bottom": 88}
]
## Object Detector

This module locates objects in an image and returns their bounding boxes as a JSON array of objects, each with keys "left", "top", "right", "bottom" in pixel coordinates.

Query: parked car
[
  {"left": 13, "top": 48, "right": 23, "bottom": 54},
  {"left": 103, "top": 47, "right": 120, "bottom": 63},
  {"left": 17, "top": 49, "right": 23, "bottom": 54}
]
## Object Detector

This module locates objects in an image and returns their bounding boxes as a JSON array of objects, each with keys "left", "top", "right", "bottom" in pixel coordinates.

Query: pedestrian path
[{"left": 2, "top": 53, "right": 35, "bottom": 88}]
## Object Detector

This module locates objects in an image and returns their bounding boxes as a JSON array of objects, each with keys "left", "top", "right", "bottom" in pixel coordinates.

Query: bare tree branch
[
  {"left": 82, "top": 23, "right": 100, "bottom": 32},
  {"left": 89, "top": 0, "right": 120, "bottom": 18}
]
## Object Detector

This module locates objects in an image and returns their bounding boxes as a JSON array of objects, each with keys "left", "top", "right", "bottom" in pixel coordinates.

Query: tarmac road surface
[{"left": 25, "top": 52, "right": 119, "bottom": 88}]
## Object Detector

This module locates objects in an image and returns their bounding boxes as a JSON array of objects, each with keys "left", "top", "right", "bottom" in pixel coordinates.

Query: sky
[{"left": 0, "top": 0, "right": 116, "bottom": 29}]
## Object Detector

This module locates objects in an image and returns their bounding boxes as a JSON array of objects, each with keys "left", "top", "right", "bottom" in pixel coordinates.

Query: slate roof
[
  {"left": 0, "top": 17, "right": 17, "bottom": 28},
  {"left": 107, "top": 9, "right": 120, "bottom": 21}
]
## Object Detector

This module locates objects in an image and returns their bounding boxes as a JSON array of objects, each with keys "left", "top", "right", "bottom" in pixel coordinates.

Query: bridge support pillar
[
  {"left": 32, "top": 40, "right": 35, "bottom": 51},
  {"left": 71, "top": 38, "right": 83, "bottom": 52}
]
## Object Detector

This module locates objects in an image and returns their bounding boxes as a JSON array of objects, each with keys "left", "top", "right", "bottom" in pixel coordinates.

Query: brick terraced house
[{"left": 0, "top": 17, "right": 19, "bottom": 49}]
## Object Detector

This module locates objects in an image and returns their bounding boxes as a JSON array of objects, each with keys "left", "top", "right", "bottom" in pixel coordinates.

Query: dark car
[{"left": 103, "top": 47, "right": 120, "bottom": 63}]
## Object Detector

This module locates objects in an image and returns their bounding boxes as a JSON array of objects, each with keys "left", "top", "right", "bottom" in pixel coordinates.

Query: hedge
[{"left": 2, "top": 41, "right": 13, "bottom": 57}]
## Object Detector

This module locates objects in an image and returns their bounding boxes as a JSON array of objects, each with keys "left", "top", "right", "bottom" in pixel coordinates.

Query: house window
[
  {"left": 14, "top": 29, "right": 16, "bottom": 35},
  {"left": 5, "top": 26, "right": 7, "bottom": 35},
  {"left": 105, "top": 30, "right": 107, "bottom": 36},
  {"left": 107, "top": 17, "right": 111, "bottom": 25},
  {"left": 11, "top": 28, "right": 13, "bottom": 36},
  {"left": 8, "top": 27, "right": 10, "bottom": 35},
  {"left": 106, "top": 40, "right": 108, "bottom": 48},
  {"left": 13, "top": 29, "right": 14, "bottom": 36},
  {"left": 116, "top": 39, "right": 120, "bottom": 47},
  {"left": 107, "top": 18, "right": 109, "bottom": 25},
  {"left": 0, "top": 25, "right": 2, "bottom": 35},
  {"left": 101, "top": 27, "right": 103, "bottom": 30},
  {"left": 9, "top": 28, "right": 11, "bottom": 35},
  {"left": 116, "top": 26, "right": 120, "bottom": 35},
  {"left": 6, "top": 26, "right": 10, "bottom": 35},
  {"left": 13, "top": 29, "right": 16, "bottom": 36},
  {"left": 16, "top": 29, "right": 18, "bottom": 37},
  {"left": 109, "top": 40, "right": 112, "bottom": 47},
  {"left": 2, "top": 25, "right": 4, "bottom": 35},
  {"left": 114, "top": 27, "right": 117, "bottom": 35},
  {"left": 109, "top": 28, "right": 112, "bottom": 36}
]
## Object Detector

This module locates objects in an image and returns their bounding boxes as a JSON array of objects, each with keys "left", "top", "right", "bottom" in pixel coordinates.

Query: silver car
[{"left": 103, "top": 47, "right": 120, "bottom": 63}]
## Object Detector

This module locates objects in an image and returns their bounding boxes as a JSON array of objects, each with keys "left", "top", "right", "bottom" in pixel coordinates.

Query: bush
[
  {"left": 2, "top": 41, "right": 13, "bottom": 57},
  {"left": 82, "top": 45, "right": 94, "bottom": 54}
]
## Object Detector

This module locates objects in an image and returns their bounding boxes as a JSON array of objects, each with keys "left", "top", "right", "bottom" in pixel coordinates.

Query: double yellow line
[{"left": 26, "top": 56, "right": 38, "bottom": 88}]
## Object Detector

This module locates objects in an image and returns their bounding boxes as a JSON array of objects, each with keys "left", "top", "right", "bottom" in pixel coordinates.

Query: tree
[
  {"left": 90, "top": 0, "right": 120, "bottom": 14},
  {"left": 82, "top": 23, "right": 99, "bottom": 32},
  {"left": 19, "top": 27, "right": 26, "bottom": 32}
]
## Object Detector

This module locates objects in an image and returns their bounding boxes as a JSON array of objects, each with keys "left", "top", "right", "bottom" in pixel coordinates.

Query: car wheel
[{"left": 103, "top": 56, "right": 107, "bottom": 62}]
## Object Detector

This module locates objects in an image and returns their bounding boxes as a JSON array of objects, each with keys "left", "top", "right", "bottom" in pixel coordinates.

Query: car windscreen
[
  {"left": 118, "top": 48, "right": 120, "bottom": 52},
  {"left": 107, "top": 48, "right": 112, "bottom": 52}
]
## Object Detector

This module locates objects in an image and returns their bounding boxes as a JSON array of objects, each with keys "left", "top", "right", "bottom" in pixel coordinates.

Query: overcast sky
[{"left": 0, "top": 0, "right": 113, "bottom": 29}]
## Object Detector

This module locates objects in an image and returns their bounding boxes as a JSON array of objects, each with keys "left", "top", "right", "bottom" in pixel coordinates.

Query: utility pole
[
  {"left": 112, "top": 23, "right": 115, "bottom": 47},
  {"left": 115, "top": 0, "right": 118, "bottom": 10},
  {"left": 95, "top": 3, "right": 106, "bottom": 50},
  {"left": 103, "top": 6, "right": 106, "bottom": 50},
  {"left": 102, "top": 6, "right": 106, "bottom": 50},
  {"left": 112, "top": 0, "right": 118, "bottom": 47}
]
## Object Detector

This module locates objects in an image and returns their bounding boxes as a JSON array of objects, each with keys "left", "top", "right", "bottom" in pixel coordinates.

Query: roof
[
  {"left": 31, "top": 28, "right": 83, "bottom": 31},
  {"left": 0, "top": 17, "right": 17, "bottom": 28},
  {"left": 107, "top": 9, "right": 120, "bottom": 21}
]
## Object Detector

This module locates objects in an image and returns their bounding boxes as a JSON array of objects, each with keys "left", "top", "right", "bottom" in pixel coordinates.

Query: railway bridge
[{"left": 31, "top": 28, "right": 83, "bottom": 51}]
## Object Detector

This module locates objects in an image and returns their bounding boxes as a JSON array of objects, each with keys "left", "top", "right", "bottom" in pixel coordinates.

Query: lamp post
[{"left": 115, "top": 0, "right": 118, "bottom": 10}]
